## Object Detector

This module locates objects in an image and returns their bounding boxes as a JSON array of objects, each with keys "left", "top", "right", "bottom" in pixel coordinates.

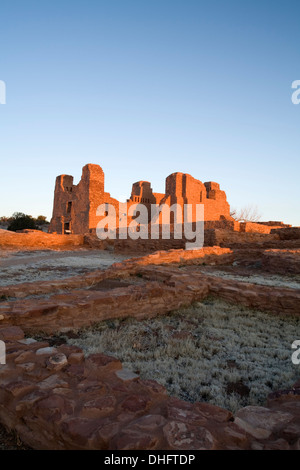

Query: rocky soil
[
  {"left": 0, "top": 244, "right": 299, "bottom": 450},
  {"left": 0, "top": 249, "right": 128, "bottom": 286},
  {"left": 0, "top": 423, "right": 31, "bottom": 450}
]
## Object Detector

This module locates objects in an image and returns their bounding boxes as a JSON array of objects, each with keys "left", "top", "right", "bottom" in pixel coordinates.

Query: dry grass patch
[{"left": 66, "top": 298, "right": 300, "bottom": 413}]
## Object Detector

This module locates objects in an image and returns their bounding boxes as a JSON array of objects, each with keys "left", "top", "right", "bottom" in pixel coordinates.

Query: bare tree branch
[{"left": 230, "top": 205, "right": 262, "bottom": 223}]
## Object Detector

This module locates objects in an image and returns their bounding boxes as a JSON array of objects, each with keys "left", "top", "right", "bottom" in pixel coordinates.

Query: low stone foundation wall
[
  {"left": 114, "top": 238, "right": 185, "bottom": 253},
  {"left": 0, "top": 275, "right": 210, "bottom": 334},
  {"left": 0, "top": 231, "right": 84, "bottom": 248},
  {"left": 0, "top": 325, "right": 299, "bottom": 450},
  {"left": 0, "top": 246, "right": 299, "bottom": 450},
  {"left": 1, "top": 225, "right": 298, "bottom": 255},
  {"left": 240, "top": 222, "right": 273, "bottom": 234},
  {"left": 206, "top": 276, "right": 300, "bottom": 315},
  {"left": 204, "top": 229, "right": 280, "bottom": 247},
  {"left": 0, "top": 247, "right": 232, "bottom": 299},
  {"left": 0, "top": 248, "right": 299, "bottom": 336},
  {"left": 262, "top": 249, "right": 300, "bottom": 275},
  {"left": 270, "top": 227, "right": 300, "bottom": 240}
]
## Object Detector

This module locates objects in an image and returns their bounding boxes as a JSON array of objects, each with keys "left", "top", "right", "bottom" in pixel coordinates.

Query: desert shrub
[
  {"left": 67, "top": 299, "right": 300, "bottom": 413},
  {"left": 7, "top": 212, "right": 37, "bottom": 232}
]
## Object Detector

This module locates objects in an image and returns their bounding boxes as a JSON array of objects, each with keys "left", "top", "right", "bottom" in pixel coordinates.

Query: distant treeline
[{"left": 0, "top": 213, "right": 49, "bottom": 232}]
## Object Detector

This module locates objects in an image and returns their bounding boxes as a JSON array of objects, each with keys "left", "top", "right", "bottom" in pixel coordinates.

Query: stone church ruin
[{"left": 49, "top": 163, "right": 231, "bottom": 236}]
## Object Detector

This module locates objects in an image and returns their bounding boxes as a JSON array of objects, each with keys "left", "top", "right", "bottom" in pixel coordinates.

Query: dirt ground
[
  {"left": 0, "top": 245, "right": 299, "bottom": 449},
  {"left": 0, "top": 249, "right": 128, "bottom": 286},
  {"left": 0, "top": 248, "right": 129, "bottom": 449},
  {"left": 0, "top": 424, "right": 31, "bottom": 450},
  {"left": 197, "top": 265, "right": 300, "bottom": 289}
]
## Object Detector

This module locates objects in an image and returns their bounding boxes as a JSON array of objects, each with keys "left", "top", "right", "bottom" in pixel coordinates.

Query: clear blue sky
[{"left": 0, "top": 0, "right": 299, "bottom": 225}]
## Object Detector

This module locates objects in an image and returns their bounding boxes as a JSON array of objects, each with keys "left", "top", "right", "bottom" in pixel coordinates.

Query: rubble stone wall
[
  {"left": 0, "top": 230, "right": 84, "bottom": 248},
  {"left": 0, "top": 247, "right": 299, "bottom": 450}
]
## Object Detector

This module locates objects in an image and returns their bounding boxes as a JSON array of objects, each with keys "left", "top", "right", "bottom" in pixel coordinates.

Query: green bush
[{"left": 7, "top": 212, "right": 37, "bottom": 232}]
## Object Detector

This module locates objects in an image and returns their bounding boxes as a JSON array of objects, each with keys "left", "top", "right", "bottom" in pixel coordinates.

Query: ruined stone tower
[{"left": 49, "top": 164, "right": 119, "bottom": 234}]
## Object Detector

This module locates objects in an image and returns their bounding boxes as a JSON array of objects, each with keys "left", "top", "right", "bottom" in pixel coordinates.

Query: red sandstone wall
[
  {"left": 271, "top": 227, "right": 300, "bottom": 240},
  {"left": 1, "top": 324, "right": 298, "bottom": 450},
  {"left": 203, "top": 199, "right": 230, "bottom": 221},
  {"left": 153, "top": 192, "right": 165, "bottom": 204},
  {"left": 49, "top": 164, "right": 120, "bottom": 236},
  {"left": 203, "top": 229, "right": 280, "bottom": 247},
  {"left": 165, "top": 173, "right": 205, "bottom": 205},
  {"left": 204, "top": 220, "right": 240, "bottom": 231},
  {"left": 49, "top": 165, "right": 232, "bottom": 236},
  {"left": 48, "top": 166, "right": 92, "bottom": 235},
  {"left": 114, "top": 238, "right": 186, "bottom": 253},
  {"left": 164, "top": 173, "right": 230, "bottom": 222},
  {"left": 48, "top": 174, "right": 75, "bottom": 234},
  {"left": 262, "top": 249, "right": 300, "bottom": 274},
  {"left": 240, "top": 222, "right": 273, "bottom": 234},
  {"left": 130, "top": 181, "right": 157, "bottom": 205},
  {"left": 0, "top": 231, "right": 84, "bottom": 248},
  {"left": 70, "top": 167, "right": 91, "bottom": 234},
  {"left": 85, "top": 164, "right": 105, "bottom": 231}
]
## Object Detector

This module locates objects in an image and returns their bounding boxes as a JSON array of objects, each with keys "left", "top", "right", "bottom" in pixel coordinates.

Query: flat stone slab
[{"left": 115, "top": 369, "right": 139, "bottom": 382}]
